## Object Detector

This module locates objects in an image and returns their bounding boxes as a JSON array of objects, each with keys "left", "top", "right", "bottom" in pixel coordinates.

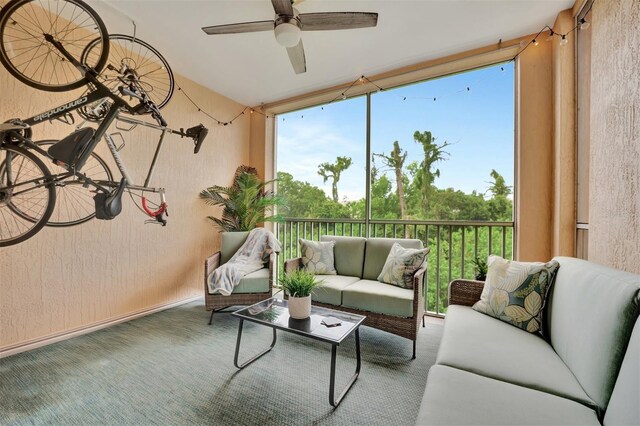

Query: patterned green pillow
[
  {"left": 472, "top": 255, "right": 560, "bottom": 333},
  {"left": 377, "top": 243, "right": 429, "bottom": 289},
  {"left": 299, "top": 239, "right": 337, "bottom": 275}
]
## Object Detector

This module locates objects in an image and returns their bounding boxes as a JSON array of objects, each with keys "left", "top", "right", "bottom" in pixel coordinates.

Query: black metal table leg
[
  {"left": 329, "top": 327, "right": 361, "bottom": 407},
  {"left": 234, "top": 319, "right": 277, "bottom": 369}
]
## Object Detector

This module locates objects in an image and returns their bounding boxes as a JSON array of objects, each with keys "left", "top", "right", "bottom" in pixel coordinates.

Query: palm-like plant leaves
[{"left": 200, "top": 166, "right": 284, "bottom": 232}]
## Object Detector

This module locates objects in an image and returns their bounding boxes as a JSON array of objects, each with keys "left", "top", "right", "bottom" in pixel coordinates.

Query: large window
[
  {"left": 276, "top": 63, "right": 515, "bottom": 315},
  {"left": 276, "top": 96, "right": 366, "bottom": 219},
  {"left": 277, "top": 63, "right": 514, "bottom": 223},
  {"left": 370, "top": 63, "right": 514, "bottom": 222}
]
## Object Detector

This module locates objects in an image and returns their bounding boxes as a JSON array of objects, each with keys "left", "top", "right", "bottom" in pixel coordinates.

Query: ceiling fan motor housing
[{"left": 274, "top": 15, "right": 301, "bottom": 47}]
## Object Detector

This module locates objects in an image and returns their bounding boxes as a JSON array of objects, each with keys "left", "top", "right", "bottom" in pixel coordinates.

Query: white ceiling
[{"left": 89, "top": 0, "right": 573, "bottom": 106}]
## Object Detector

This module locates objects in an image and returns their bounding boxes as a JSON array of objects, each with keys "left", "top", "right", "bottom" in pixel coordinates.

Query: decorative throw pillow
[
  {"left": 377, "top": 243, "right": 430, "bottom": 289},
  {"left": 300, "top": 239, "right": 337, "bottom": 275},
  {"left": 472, "top": 255, "right": 560, "bottom": 333}
]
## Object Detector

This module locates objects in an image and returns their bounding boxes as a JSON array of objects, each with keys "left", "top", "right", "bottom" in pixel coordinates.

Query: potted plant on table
[{"left": 279, "top": 270, "right": 322, "bottom": 319}]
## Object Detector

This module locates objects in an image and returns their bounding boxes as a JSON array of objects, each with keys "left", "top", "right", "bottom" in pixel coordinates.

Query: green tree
[
  {"left": 413, "top": 131, "right": 451, "bottom": 215},
  {"left": 486, "top": 169, "right": 513, "bottom": 221},
  {"left": 487, "top": 169, "right": 512, "bottom": 197},
  {"left": 373, "top": 141, "right": 408, "bottom": 219},
  {"left": 277, "top": 172, "right": 351, "bottom": 219},
  {"left": 317, "top": 156, "right": 353, "bottom": 202}
]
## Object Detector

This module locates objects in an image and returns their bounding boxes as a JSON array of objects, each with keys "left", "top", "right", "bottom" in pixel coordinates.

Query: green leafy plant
[
  {"left": 279, "top": 269, "right": 322, "bottom": 298},
  {"left": 200, "top": 165, "right": 285, "bottom": 231},
  {"left": 471, "top": 256, "right": 488, "bottom": 281}
]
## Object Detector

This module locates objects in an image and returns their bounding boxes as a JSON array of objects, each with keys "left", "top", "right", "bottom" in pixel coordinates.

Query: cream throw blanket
[{"left": 208, "top": 228, "right": 281, "bottom": 296}]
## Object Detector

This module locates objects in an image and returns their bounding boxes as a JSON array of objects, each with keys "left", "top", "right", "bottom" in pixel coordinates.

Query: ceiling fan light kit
[
  {"left": 274, "top": 18, "right": 302, "bottom": 47},
  {"left": 202, "top": 0, "right": 378, "bottom": 74}
]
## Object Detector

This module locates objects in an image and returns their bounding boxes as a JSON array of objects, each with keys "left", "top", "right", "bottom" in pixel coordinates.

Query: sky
[{"left": 277, "top": 62, "right": 515, "bottom": 202}]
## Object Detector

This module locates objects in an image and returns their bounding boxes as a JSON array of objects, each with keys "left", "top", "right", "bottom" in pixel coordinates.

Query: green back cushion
[
  {"left": 320, "top": 236, "right": 366, "bottom": 277},
  {"left": 603, "top": 318, "right": 640, "bottom": 426},
  {"left": 220, "top": 231, "right": 250, "bottom": 264},
  {"left": 362, "top": 238, "right": 423, "bottom": 281},
  {"left": 547, "top": 256, "right": 640, "bottom": 412}
]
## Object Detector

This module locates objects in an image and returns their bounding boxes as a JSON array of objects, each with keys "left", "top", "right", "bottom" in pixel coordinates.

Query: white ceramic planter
[{"left": 288, "top": 295, "right": 312, "bottom": 319}]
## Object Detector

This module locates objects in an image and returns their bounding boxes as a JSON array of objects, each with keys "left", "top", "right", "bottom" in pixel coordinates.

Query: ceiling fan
[{"left": 202, "top": 0, "right": 378, "bottom": 74}]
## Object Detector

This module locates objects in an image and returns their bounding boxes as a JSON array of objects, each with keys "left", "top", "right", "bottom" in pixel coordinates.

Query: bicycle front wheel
[
  {"left": 0, "top": 0, "right": 110, "bottom": 92},
  {"left": 81, "top": 34, "right": 175, "bottom": 112},
  {"left": 0, "top": 144, "right": 56, "bottom": 247},
  {"left": 34, "top": 140, "right": 113, "bottom": 227}
]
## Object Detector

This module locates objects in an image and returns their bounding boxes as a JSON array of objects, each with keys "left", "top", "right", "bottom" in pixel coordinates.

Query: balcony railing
[{"left": 277, "top": 218, "right": 514, "bottom": 316}]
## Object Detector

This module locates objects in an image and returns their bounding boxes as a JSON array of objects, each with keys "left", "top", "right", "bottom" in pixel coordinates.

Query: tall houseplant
[{"left": 200, "top": 165, "right": 284, "bottom": 231}]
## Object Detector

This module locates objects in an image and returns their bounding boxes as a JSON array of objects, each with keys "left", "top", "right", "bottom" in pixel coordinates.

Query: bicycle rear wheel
[
  {"left": 34, "top": 140, "right": 113, "bottom": 227},
  {"left": 80, "top": 34, "right": 175, "bottom": 118},
  {"left": 0, "top": 0, "right": 109, "bottom": 92},
  {"left": 0, "top": 144, "right": 56, "bottom": 247}
]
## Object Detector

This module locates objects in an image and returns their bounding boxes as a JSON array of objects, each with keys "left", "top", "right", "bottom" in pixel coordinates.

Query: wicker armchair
[
  {"left": 448, "top": 279, "right": 485, "bottom": 306},
  {"left": 284, "top": 257, "right": 427, "bottom": 358},
  {"left": 204, "top": 232, "right": 276, "bottom": 324}
]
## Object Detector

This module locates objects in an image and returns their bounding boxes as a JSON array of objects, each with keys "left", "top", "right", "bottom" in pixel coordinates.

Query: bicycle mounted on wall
[{"left": 0, "top": 0, "right": 209, "bottom": 247}]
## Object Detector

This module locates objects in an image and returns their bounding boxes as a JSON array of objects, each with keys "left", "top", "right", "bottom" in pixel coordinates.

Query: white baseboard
[{"left": 0, "top": 296, "right": 203, "bottom": 359}]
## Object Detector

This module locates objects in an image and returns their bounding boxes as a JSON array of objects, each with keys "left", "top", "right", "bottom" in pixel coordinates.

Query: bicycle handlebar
[{"left": 185, "top": 124, "right": 208, "bottom": 154}]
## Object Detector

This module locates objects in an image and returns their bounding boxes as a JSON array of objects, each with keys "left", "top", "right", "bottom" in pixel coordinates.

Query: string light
[
  {"left": 176, "top": 85, "right": 273, "bottom": 126},
  {"left": 579, "top": 18, "right": 590, "bottom": 30},
  {"left": 533, "top": 39, "right": 539, "bottom": 46},
  {"left": 560, "top": 35, "right": 568, "bottom": 46}
]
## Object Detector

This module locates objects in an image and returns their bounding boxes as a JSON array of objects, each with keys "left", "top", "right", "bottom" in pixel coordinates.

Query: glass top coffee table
[{"left": 232, "top": 298, "right": 366, "bottom": 407}]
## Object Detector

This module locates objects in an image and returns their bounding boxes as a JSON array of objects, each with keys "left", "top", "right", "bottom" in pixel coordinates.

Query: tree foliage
[{"left": 317, "top": 156, "right": 353, "bottom": 202}]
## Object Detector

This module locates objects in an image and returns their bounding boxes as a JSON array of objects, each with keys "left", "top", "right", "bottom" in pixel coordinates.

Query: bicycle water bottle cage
[
  {"left": 48, "top": 127, "right": 95, "bottom": 167},
  {"left": 94, "top": 178, "right": 126, "bottom": 220}
]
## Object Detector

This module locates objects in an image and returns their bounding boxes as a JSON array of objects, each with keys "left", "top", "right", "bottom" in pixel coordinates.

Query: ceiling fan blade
[
  {"left": 286, "top": 40, "right": 306, "bottom": 74},
  {"left": 299, "top": 12, "right": 378, "bottom": 31},
  {"left": 271, "top": 0, "right": 294, "bottom": 16},
  {"left": 202, "top": 20, "right": 274, "bottom": 35}
]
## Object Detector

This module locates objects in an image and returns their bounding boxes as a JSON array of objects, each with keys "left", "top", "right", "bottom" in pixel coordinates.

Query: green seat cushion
[
  {"left": 604, "top": 318, "right": 640, "bottom": 426},
  {"left": 362, "top": 238, "right": 422, "bottom": 281},
  {"left": 320, "top": 236, "right": 366, "bottom": 277},
  {"left": 547, "top": 257, "right": 640, "bottom": 412},
  {"left": 220, "top": 231, "right": 250, "bottom": 264},
  {"left": 417, "top": 365, "right": 600, "bottom": 426},
  {"left": 437, "top": 305, "right": 595, "bottom": 408},
  {"left": 342, "top": 279, "right": 414, "bottom": 317},
  {"left": 311, "top": 275, "right": 360, "bottom": 306},
  {"left": 232, "top": 268, "right": 270, "bottom": 294}
]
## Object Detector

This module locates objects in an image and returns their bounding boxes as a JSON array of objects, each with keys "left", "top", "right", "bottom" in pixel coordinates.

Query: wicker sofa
[
  {"left": 285, "top": 236, "right": 427, "bottom": 359},
  {"left": 416, "top": 257, "right": 640, "bottom": 425}
]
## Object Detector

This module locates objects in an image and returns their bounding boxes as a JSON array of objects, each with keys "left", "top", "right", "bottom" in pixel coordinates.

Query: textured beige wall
[
  {"left": 0, "top": 70, "right": 250, "bottom": 350},
  {"left": 588, "top": 0, "right": 640, "bottom": 273},
  {"left": 516, "top": 40, "right": 554, "bottom": 261},
  {"left": 551, "top": 9, "right": 576, "bottom": 257}
]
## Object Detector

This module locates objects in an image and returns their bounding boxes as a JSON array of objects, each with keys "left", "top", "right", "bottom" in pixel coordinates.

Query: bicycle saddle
[
  {"left": 48, "top": 127, "right": 95, "bottom": 167},
  {"left": 94, "top": 178, "right": 127, "bottom": 220}
]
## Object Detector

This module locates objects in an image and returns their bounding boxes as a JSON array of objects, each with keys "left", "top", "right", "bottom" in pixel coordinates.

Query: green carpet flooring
[{"left": 0, "top": 300, "right": 442, "bottom": 425}]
